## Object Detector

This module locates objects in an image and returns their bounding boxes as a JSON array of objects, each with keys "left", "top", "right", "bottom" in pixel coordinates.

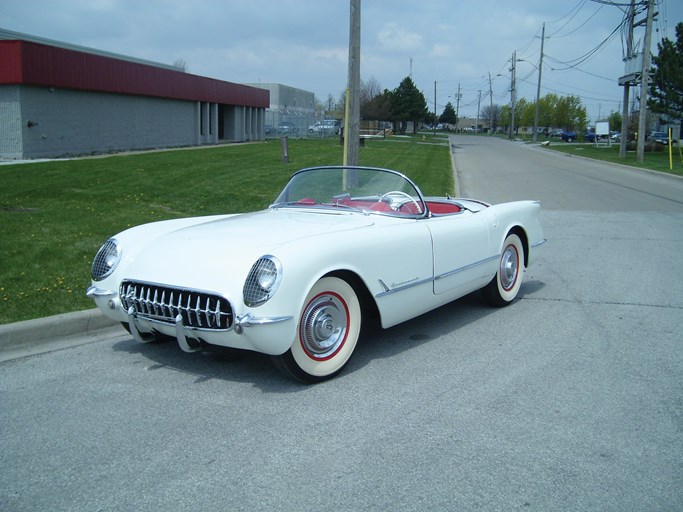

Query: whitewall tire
[
  {"left": 272, "top": 277, "right": 361, "bottom": 383},
  {"left": 483, "top": 233, "right": 525, "bottom": 307}
]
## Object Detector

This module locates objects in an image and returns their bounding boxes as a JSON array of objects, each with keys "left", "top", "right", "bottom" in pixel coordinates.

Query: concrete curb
[{"left": 0, "top": 309, "right": 118, "bottom": 355}]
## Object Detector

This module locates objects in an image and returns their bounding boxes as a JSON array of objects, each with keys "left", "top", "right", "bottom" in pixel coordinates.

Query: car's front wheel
[
  {"left": 272, "top": 277, "right": 361, "bottom": 383},
  {"left": 483, "top": 233, "right": 525, "bottom": 307}
]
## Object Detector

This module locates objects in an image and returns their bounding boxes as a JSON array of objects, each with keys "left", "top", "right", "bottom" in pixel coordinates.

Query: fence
[{"left": 264, "top": 111, "right": 341, "bottom": 140}]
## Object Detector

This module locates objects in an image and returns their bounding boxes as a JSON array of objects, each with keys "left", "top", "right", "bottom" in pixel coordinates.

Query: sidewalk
[{"left": 0, "top": 309, "right": 118, "bottom": 363}]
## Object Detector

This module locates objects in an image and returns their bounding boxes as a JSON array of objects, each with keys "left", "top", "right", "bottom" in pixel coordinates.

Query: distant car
[
  {"left": 649, "top": 131, "right": 670, "bottom": 145},
  {"left": 584, "top": 131, "right": 599, "bottom": 143},
  {"left": 549, "top": 129, "right": 564, "bottom": 138},
  {"left": 308, "top": 120, "right": 340, "bottom": 134},
  {"left": 561, "top": 131, "right": 577, "bottom": 142},
  {"left": 87, "top": 165, "right": 545, "bottom": 383},
  {"left": 278, "top": 122, "right": 298, "bottom": 136}
]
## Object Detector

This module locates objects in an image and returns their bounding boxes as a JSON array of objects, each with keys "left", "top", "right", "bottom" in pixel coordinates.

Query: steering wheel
[{"left": 379, "top": 191, "right": 422, "bottom": 213}]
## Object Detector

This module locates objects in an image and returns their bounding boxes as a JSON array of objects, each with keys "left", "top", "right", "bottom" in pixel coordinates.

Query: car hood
[
  {"left": 118, "top": 209, "right": 375, "bottom": 293},
  {"left": 161, "top": 209, "right": 374, "bottom": 248}
]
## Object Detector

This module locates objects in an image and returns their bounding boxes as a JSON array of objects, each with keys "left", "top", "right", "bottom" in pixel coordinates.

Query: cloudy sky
[{"left": 3, "top": 0, "right": 681, "bottom": 121}]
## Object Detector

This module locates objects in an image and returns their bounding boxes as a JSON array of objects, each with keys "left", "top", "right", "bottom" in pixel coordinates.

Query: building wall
[
  {"left": 1, "top": 85, "right": 264, "bottom": 159},
  {"left": 248, "top": 83, "right": 316, "bottom": 138},
  {"left": 0, "top": 86, "right": 23, "bottom": 159}
]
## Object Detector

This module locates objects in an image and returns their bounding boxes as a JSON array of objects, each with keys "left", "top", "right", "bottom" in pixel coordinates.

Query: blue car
[{"left": 561, "top": 131, "right": 577, "bottom": 142}]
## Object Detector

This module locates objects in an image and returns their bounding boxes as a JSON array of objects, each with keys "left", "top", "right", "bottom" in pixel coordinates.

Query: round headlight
[
  {"left": 91, "top": 239, "right": 121, "bottom": 281},
  {"left": 243, "top": 256, "right": 282, "bottom": 307}
]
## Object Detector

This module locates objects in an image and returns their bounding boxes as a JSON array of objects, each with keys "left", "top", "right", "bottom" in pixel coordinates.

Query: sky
[{"left": 2, "top": 0, "right": 682, "bottom": 123}]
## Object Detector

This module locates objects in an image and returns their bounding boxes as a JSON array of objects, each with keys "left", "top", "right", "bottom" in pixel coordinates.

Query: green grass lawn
[
  {"left": 542, "top": 140, "right": 683, "bottom": 177},
  {"left": 0, "top": 136, "right": 452, "bottom": 324}
]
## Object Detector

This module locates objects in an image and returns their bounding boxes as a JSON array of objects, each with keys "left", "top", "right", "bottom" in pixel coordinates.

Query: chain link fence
[{"left": 264, "top": 111, "right": 341, "bottom": 140}]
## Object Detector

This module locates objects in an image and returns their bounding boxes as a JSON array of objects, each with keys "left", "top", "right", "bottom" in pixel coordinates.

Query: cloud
[{"left": 377, "top": 23, "right": 423, "bottom": 52}]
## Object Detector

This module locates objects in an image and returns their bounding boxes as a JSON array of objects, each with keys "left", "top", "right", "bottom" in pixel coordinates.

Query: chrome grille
[{"left": 120, "top": 280, "right": 233, "bottom": 330}]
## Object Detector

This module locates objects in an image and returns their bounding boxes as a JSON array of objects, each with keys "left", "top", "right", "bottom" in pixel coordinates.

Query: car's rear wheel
[
  {"left": 272, "top": 277, "right": 361, "bottom": 383},
  {"left": 483, "top": 233, "right": 525, "bottom": 307}
]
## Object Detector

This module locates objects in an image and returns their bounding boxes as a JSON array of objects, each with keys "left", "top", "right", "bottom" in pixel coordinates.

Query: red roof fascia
[{"left": 0, "top": 40, "right": 269, "bottom": 108}]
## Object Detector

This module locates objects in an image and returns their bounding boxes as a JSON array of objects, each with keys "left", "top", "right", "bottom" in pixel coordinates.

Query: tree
[
  {"left": 360, "top": 77, "right": 382, "bottom": 111},
  {"left": 607, "top": 111, "right": 622, "bottom": 132},
  {"left": 439, "top": 102, "right": 457, "bottom": 125},
  {"left": 514, "top": 98, "right": 530, "bottom": 134},
  {"left": 172, "top": 59, "right": 187, "bottom": 72},
  {"left": 499, "top": 104, "right": 511, "bottom": 132},
  {"left": 481, "top": 104, "right": 501, "bottom": 132},
  {"left": 554, "top": 95, "right": 587, "bottom": 131},
  {"left": 362, "top": 89, "right": 393, "bottom": 121},
  {"left": 649, "top": 21, "right": 683, "bottom": 118},
  {"left": 538, "top": 93, "right": 560, "bottom": 132},
  {"left": 390, "top": 76, "right": 429, "bottom": 134}
]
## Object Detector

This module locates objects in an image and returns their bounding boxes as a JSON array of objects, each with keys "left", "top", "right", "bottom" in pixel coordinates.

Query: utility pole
[
  {"left": 455, "top": 83, "right": 461, "bottom": 129},
  {"left": 619, "top": 1, "right": 636, "bottom": 158},
  {"left": 344, "top": 0, "right": 361, "bottom": 167},
  {"left": 509, "top": 51, "right": 517, "bottom": 139},
  {"left": 488, "top": 72, "right": 494, "bottom": 134},
  {"left": 434, "top": 81, "right": 437, "bottom": 131},
  {"left": 476, "top": 90, "right": 482, "bottom": 134},
  {"left": 532, "top": 23, "right": 545, "bottom": 143},
  {"left": 636, "top": 0, "right": 654, "bottom": 163}
]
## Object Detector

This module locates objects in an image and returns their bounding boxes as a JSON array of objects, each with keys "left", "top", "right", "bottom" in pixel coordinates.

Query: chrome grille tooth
[
  {"left": 137, "top": 285, "right": 144, "bottom": 313},
  {"left": 195, "top": 295, "right": 202, "bottom": 327},
  {"left": 185, "top": 293, "right": 192, "bottom": 326},
  {"left": 214, "top": 301, "right": 221, "bottom": 328},
  {"left": 204, "top": 296, "right": 212, "bottom": 328},
  {"left": 160, "top": 290, "right": 167, "bottom": 318},
  {"left": 152, "top": 289, "right": 160, "bottom": 316},
  {"left": 140, "top": 286, "right": 147, "bottom": 315}
]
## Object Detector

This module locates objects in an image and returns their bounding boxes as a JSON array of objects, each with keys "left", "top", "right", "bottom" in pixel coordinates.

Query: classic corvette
[{"left": 87, "top": 166, "right": 545, "bottom": 382}]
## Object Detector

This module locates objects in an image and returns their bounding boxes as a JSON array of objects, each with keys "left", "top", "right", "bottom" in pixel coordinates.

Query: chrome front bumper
[{"left": 86, "top": 285, "right": 292, "bottom": 353}]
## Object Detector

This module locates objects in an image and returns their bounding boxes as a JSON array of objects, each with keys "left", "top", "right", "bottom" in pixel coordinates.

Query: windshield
[
  {"left": 271, "top": 167, "right": 425, "bottom": 216},
  {"left": 271, "top": 166, "right": 426, "bottom": 217}
]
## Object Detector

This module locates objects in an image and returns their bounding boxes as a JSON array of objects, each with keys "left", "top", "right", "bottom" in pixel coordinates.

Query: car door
[{"left": 427, "top": 210, "right": 496, "bottom": 296}]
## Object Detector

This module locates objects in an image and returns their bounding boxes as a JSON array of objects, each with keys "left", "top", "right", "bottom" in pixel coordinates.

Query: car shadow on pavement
[{"left": 111, "top": 281, "right": 545, "bottom": 391}]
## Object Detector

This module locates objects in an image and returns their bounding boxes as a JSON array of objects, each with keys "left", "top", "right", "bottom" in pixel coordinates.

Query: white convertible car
[{"left": 87, "top": 166, "right": 545, "bottom": 382}]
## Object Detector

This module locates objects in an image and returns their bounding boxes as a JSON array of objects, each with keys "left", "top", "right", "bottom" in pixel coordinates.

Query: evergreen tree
[
  {"left": 649, "top": 21, "right": 683, "bottom": 118},
  {"left": 391, "top": 77, "right": 429, "bottom": 134},
  {"left": 439, "top": 102, "right": 457, "bottom": 125}
]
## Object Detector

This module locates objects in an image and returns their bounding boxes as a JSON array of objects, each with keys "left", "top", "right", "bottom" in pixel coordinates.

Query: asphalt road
[{"left": 1, "top": 136, "right": 682, "bottom": 511}]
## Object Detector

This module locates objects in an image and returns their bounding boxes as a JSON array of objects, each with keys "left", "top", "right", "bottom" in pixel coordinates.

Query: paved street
[{"left": 1, "top": 136, "right": 682, "bottom": 511}]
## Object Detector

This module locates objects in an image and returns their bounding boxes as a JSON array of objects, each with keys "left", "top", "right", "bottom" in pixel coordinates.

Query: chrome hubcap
[
  {"left": 300, "top": 294, "right": 348, "bottom": 358},
  {"left": 500, "top": 245, "right": 519, "bottom": 291}
]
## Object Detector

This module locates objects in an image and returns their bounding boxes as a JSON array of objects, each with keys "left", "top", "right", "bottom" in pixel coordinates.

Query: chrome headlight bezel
[
  {"left": 91, "top": 238, "right": 122, "bottom": 281},
  {"left": 243, "top": 255, "right": 282, "bottom": 307}
]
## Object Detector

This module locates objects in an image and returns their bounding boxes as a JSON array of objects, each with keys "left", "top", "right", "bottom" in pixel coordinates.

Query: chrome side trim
[
  {"left": 374, "top": 254, "right": 500, "bottom": 299},
  {"left": 434, "top": 254, "right": 500, "bottom": 281},
  {"left": 235, "top": 313, "right": 293, "bottom": 328},
  {"left": 374, "top": 276, "right": 433, "bottom": 298},
  {"left": 531, "top": 238, "right": 547, "bottom": 248},
  {"left": 86, "top": 286, "right": 116, "bottom": 298}
]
